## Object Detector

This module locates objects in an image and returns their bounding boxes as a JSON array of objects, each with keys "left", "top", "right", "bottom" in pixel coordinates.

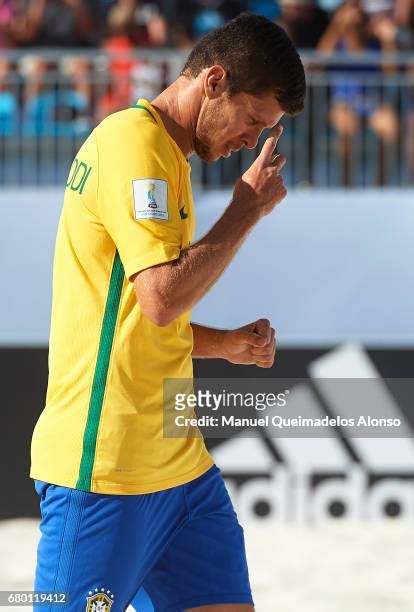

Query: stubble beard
[
  {"left": 194, "top": 102, "right": 222, "bottom": 163},
  {"left": 194, "top": 135, "right": 217, "bottom": 163}
]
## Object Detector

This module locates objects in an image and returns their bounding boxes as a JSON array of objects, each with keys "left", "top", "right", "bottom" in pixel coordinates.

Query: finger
[
  {"left": 251, "top": 344, "right": 275, "bottom": 357},
  {"left": 271, "top": 154, "right": 286, "bottom": 173},
  {"left": 252, "top": 328, "right": 274, "bottom": 349},
  {"left": 255, "top": 342, "right": 276, "bottom": 367},
  {"left": 253, "top": 319, "right": 271, "bottom": 343},
  {"left": 252, "top": 332, "right": 275, "bottom": 355},
  {"left": 243, "top": 331, "right": 268, "bottom": 348},
  {"left": 258, "top": 124, "right": 283, "bottom": 163},
  {"left": 255, "top": 358, "right": 275, "bottom": 369}
]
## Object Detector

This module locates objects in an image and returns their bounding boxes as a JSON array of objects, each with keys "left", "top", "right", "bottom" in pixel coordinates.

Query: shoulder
[
  {"left": 95, "top": 108, "right": 182, "bottom": 173},
  {"left": 97, "top": 108, "right": 172, "bottom": 150}
]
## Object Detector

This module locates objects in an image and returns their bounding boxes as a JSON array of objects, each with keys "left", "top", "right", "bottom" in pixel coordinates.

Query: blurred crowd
[
  {"left": 1, "top": 0, "right": 414, "bottom": 50},
  {"left": 0, "top": 0, "right": 413, "bottom": 184}
]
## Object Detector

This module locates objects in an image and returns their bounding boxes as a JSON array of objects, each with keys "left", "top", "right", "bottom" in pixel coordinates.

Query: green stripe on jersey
[
  {"left": 76, "top": 251, "right": 125, "bottom": 491},
  {"left": 132, "top": 104, "right": 157, "bottom": 123}
]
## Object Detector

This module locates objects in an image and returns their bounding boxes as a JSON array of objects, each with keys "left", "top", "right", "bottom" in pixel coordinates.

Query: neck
[{"left": 150, "top": 76, "right": 200, "bottom": 160}]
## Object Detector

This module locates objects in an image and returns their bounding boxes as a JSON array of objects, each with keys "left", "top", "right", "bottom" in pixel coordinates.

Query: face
[{"left": 194, "top": 69, "right": 285, "bottom": 162}]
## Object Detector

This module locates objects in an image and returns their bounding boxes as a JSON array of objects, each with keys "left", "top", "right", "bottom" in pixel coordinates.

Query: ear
[{"left": 203, "top": 65, "right": 228, "bottom": 100}]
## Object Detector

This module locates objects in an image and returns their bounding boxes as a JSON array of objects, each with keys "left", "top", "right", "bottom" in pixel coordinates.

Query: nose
[
  {"left": 243, "top": 128, "right": 263, "bottom": 150},
  {"left": 242, "top": 135, "right": 258, "bottom": 150}
]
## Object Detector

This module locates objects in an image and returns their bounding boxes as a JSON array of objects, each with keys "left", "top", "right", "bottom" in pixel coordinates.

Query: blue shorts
[{"left": 33, "top": 464, "right": 253, "bottom": 611}]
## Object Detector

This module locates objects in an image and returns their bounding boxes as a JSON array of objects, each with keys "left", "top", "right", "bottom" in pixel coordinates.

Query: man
[{"left": 30, "top": 13, "right": 305, "bottom": 612}]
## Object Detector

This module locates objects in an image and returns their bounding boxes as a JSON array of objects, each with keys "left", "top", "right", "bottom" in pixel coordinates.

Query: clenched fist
[{"left": 221, "top": 318, "right": 276, "bottom": 368}]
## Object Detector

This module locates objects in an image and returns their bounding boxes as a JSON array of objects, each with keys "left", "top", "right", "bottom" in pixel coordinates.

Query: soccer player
[{"left": 30, "top": 13, "right": 305, "bottom": 612}]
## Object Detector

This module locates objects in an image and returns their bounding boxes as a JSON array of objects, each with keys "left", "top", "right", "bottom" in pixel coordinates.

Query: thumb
[{"left": 257, "top": 124, "right": 283, "bottom": 164}]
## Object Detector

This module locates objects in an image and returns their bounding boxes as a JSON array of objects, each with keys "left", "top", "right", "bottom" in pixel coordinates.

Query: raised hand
[{"left": 232, "top": 124, "right": 287, "bottom": 219}]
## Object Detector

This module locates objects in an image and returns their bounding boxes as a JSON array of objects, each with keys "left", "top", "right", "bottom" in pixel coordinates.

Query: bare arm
[
  {"left": 133, "top": 200, "right": 260, "bottom": 326},
  {"left": 317, "top": 21, "right": 342, "bottom": 53},
  {"left": 395, "top": 0, "right": 414, "bottom": 27},
  {"left": 133, "top": 125, "right": 286, "bottom": 326},
  {"left": 191, "top": 323, "right": 226, "bottom": 358},
  {"left": 317, "top": 4, "right": 362, "bottom": 52}
]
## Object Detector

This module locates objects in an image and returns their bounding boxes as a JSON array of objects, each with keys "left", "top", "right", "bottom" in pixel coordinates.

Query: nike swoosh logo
[{"left": 179, "top": 206, "right": 188, "bottom": 220}]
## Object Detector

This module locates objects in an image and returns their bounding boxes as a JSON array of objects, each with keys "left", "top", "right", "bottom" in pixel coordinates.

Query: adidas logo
[{"left": 212, "top": 344, "right": 414, "bottom": 523}]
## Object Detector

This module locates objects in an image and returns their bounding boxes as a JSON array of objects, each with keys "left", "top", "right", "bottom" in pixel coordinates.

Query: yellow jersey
[{"left": 30, "top": 98, "right": 214, "bottom": 494}]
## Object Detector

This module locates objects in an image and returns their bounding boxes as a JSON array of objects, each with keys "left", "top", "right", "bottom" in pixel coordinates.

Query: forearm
[
  {"left": 172, "top": 202, "right": 258, "bottom": 310},
  {"left": 317, "top": 26, "right": 341, "bottom": 52},
  {"left": 134, "top": 125, "right": 287, "bottom": 327},
  {"left": 138, "top": 199, "right": 260, "bottom": 325},
  {"left": 191, "top": 323, "right": 227, "bottom": 358}
]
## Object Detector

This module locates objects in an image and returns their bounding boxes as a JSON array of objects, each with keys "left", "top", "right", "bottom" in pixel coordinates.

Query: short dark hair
[{"left": 181, "top": 13, "right": 306, "bottom": 116}]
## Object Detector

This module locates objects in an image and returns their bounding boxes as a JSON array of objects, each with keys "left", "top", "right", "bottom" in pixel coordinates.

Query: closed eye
[{"left": 248, "top": 115, "right": 268, "bottom": 128}]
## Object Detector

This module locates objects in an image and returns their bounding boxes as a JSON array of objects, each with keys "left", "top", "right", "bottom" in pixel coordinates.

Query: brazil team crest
[{"left": 85, "top": 588, "right": 114, "bottom": 611}]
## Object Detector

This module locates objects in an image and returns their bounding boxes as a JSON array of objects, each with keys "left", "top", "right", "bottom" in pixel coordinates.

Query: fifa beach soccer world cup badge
[
  {"left": 132, "top": 178, "right": 169, "bottom": 220},
  {"left": 86, "top": 588, "right": 114, "bottom": 611}
]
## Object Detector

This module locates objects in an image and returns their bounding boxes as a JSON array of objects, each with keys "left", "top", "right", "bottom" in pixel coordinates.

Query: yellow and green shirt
[{"left": 30, "top": 98, "right": 214, "bottom": 494}]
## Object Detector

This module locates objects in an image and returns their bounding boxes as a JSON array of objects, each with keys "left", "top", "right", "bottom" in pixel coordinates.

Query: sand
[{"left": 1, "top": 518, "right": 413, "bottom": 611}]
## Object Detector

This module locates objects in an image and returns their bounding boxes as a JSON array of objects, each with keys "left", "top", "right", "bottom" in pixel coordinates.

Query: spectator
[
  {"left": 277, "top": 0, "right": 330, "bottom": 49},
  {"left": 363, "top": 0, "right": 399, "bottom": 54},
  {"left": 395, "top": 0, "right": 414, "bottom": 33},
  {"left": 102, "top": 3, "right": 135, "bottom": 68},
  {"left": 22, "top": 57, "right": 92, "bottom": 136},
  {"left": 130, "top": 59, "right": 164, "bottom": 102},
  {"left": 21, "top": 56, "right": 49, "bottom": 104},
  {"left": 131, "top": 2, "right": 168, "bottom": 46},
  {"left": 246, "top": 0, "right": 279, "bottom": 20},
  {"left": 96, "top": 3, "right": 136, "bottom": 120},
  {"left": 354, "top": 0, "right": 414, "bottom": 50},
  {"left": 392, "top": 0, "right": 414, "bottom": 175},
  {"left": 0, "top": 0, "right": 18, "bottom": 47},
  {"left": 0, "top": 59, "right": 19, "bottom": 135},
  {"left": 11, "top": 0, "right": 96, "bottom": 47},
  {"left": 317, "top": 0, "right": 399, "bottom": 184},
  {"left": 171, "top": 0, "right": 244, "bottom": 45},
  {"left": 63, "top": 55, "right": 93, "bottom": 131},
  {"left": 96, "top": 2, "right": 166, "bottom": 121}
]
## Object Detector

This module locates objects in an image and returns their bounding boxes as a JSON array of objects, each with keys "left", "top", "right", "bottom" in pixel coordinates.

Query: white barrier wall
[{"left": 0, "top": 188, "right": 413, "bottom": 346}]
